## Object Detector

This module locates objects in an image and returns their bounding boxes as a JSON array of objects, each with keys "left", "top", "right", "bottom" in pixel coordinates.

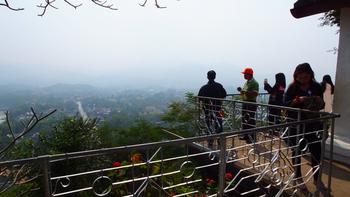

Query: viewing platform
[{"left": 0, "top": 95, "right": 343, "bottom": 196}]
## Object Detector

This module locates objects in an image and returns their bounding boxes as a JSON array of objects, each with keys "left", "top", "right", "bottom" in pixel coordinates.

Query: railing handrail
[
  {"left": 226, "top": 92, "right": 269, "bottom": 97},
  {"left": 196, "top": 95, "right": 334, "bottom": 115}
]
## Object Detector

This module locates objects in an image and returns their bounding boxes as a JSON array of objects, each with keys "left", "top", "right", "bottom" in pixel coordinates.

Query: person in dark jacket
[
  {"left": 284, "top": 63, "right": 325, "bottom": 188},
  {"left": 264, "top": 73, "right": 286, "bottom": 127},
  {"left": 198, "top": 70, "right": 227, "bottom": 146}
]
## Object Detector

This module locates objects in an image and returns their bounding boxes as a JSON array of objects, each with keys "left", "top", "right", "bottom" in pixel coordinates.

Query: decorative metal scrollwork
[
  {"left": 298, "top": 138, "right": 309, "bottom": 152},
  {"left": 92, "top": 176, "right": 112, "bottom": 197},
  {"left": 208, "top": 151, "right": 216, "bottom": 161},
  {"left": 226, "top": 149, "right": 237, "bottom": 162},
  {"left": 179, "top": 161, "right": 196, "bottom": 179},
  {"left": 247, "top": 148, "right": 259, "bottom": 164},
  {"left": 52, "top": 177, "right": 71, "bottom": 194}
]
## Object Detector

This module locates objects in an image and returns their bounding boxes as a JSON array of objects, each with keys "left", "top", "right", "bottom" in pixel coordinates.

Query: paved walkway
[{"left": 319, "top": 160, "right": 350, "bottom": 197}]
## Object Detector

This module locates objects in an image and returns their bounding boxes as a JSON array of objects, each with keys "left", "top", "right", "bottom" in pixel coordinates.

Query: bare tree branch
[
  {"left": 64, "top": 0, "right": 82, "bottom": 9},
  {"left": 36, "top": 0, "right": 117, "bottom": 16},
  {"left": 2, "top": 0, "right": 171, "bottom": 16},
  {"left": 139, "top": 0, "right": 166, "bottom": 8},
  {"left": 37, "top": 0, "right": 58, "bottom": 17},
  {"left": 5, "top": 111, "right": 15, "bottom": 140},
  {"left": 0, "top": 108, "right": 56, "bottom": 156},
  {"left": 139, "top": 0, "right": 148, "bottom": 7},
  {"left": 0, "top": 164, "right": 26, "bottom": 193},
  {"left": 155, "top": 0, "right": 166, "bottom": 8},
  {"left": 0, "top": 160, "right": 40, "bottom": 194},
  {"left": 0, "top": 0, "right": 24, "bottom": 11},
  {"left": 91, "top": 0, "right": 117, "bottom": 10},
  {"left": 30, "top": 107, "right": 39, "bottom": 121},
  {"left": 17, "top": 174, "right": 39, "bottom": 185},
  {"left": 327, "top": 47, "right": 338, "bottom": 55}
]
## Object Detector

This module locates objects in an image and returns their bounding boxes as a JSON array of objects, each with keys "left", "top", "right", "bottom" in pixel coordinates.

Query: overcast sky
[{"left": 0, "top": 0, "right": 339, "bottom": 91}]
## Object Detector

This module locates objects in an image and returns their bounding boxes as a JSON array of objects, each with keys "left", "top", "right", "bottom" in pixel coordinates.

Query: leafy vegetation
[
  {"left": 320, "top": 10, "right": 340, "bottom": 28},
  {"left": 1, "top": 90, "right": 207, "bottom": 196}
]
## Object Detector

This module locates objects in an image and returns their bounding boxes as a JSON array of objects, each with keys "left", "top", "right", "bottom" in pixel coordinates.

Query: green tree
[
  {"left": 161, "top": 92, "right": 198, "bottom": 137},
  {"left": 114, "top": 120, "right": 165, "bottom": 146},
  {"left": 320, "top": 10, "right": 340, "bottom": 28},
  {"left": 37, "top": 116, "right": 107, "bottom": 196},
  {"left": 39, "top": 116, "right": 101, "bottom": 154}
]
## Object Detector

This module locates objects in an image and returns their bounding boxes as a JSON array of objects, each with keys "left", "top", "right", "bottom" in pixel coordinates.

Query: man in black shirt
[{"left": 198, "top": 70, "right": 227, "bottom": 146}]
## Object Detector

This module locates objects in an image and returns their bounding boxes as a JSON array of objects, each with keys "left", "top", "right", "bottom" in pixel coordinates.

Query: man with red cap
[{"left": 237, "top": 67, "right": 259, "bottom": 143}]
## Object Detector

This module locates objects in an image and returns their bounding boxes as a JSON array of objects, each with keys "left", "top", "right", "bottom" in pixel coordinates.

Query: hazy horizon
[{"left": 1, "top": 0, "right": 339, "bottom": 90}]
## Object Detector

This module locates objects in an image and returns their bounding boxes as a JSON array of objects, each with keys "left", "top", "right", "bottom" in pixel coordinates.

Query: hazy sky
[{"left": 0, "top": 0, "right": 339, "bottom": 90}]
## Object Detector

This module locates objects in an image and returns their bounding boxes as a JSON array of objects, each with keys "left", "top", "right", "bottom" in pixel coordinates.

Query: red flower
[
  {"left": 225, "top": 172, "right": 233, "bottom": 180},
  {"left": 131, "top": 153, "right": 141, "bottom": 162},
  {"left": 112, "top": 161, "right": 121, "bottom": 167},
  {"left": 206, "top": 178, "right": 215, "bottom": 186},
  {"left": 218, "top": 110, "right": 225, "bottom": 117}
]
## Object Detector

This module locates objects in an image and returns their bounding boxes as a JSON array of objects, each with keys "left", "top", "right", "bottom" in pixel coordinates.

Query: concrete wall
[{"left": 333, "top": 8, "right": 350, "bottom": 163}]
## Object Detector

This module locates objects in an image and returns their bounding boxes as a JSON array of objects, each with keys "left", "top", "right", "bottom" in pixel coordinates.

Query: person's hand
[
  {"left": 237, "top": 87, "right": 242, "bottom": 92},
  {"left": 292, "top": 96, "right": 307, "bottom": 106},
  {"left": 298, "top": 96, "right": 308, "bottom": 103}
]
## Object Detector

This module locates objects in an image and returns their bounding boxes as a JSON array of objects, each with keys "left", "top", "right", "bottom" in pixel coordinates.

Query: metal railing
[
  {"left": 226, "top": 92, "right": 270, "bottom": 104},
  {"left": 0, "top": 96, "right": 339, "bottom": 197}
]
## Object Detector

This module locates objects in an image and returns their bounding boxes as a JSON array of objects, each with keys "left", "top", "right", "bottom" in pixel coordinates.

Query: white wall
[{"left": 333, "top": 8, "right": 350, "bottom": 162}]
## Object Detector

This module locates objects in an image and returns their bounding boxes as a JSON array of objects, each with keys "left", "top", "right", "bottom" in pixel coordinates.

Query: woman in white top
[{"left": 321, "top": 75, "right": 334, "bottom": 113}]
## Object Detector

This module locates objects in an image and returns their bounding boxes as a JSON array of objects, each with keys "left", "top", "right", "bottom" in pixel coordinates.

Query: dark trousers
[
  {"left": 286, "top": 125, "right": 322, "bottom": 181},
  {"left": 268, "top": 107, "right": 282, "bottom": 125},
  {"left": 241, "top": 103, "right": 257, "bottom": 143},
  {"left": 204, "top": 109, "right": 223, "bottom": 147},
  {"left": 268, "top": 107, "right": 283, "bottom": 136}
]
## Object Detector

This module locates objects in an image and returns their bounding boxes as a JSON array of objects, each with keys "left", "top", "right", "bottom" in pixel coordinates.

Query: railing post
[
  {"left": 218, "top": 135, "right": 227, "bottom": 197},
  {"left": 295, "top": 110, "right": 302, "bottom": 178},
  {"left": 41, "top": 156, "right": 51, "bottom": 197},
  {"left": 327, "top": 118, "right": 336, "bottom": 197},
  {"left": 315, "top": 120, "right": 329, "bottom": 197},
  {"left": 232, "top": 101, "right": 236, "bottom": 129}
]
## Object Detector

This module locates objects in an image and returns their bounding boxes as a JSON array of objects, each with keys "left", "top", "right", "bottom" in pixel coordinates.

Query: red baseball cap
[{"left": 241, "top": 67, "right": 254, "bottom": 75}]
